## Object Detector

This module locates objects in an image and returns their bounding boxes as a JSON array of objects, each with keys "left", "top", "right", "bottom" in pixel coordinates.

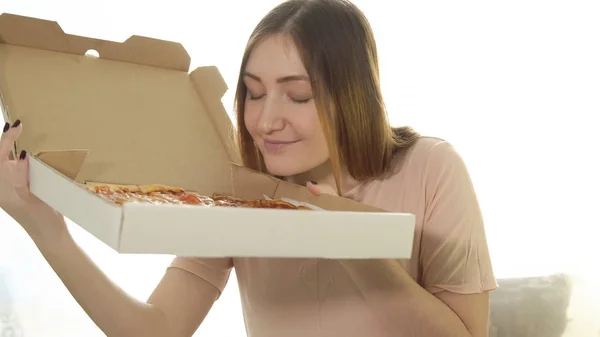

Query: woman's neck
[{"left": 286, "top": 160, "right": 360, "bottom": 196}]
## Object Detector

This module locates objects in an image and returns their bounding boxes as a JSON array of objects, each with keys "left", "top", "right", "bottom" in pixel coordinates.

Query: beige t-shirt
[{"left": 169, "top": 136, "right": 497, "bottom": 337}]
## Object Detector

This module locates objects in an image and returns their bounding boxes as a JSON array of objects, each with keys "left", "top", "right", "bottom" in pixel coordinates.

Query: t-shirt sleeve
[
  {"left": 168, "top": 256, "right": 233, "bottom": 299},
  {"left": 420, "top": 140, "right": 498, "bottom": 295}
]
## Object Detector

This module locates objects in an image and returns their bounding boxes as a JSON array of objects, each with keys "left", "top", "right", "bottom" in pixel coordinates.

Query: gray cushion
[{"left": 489, "top": 273, "right": 572, "bottom": 337}]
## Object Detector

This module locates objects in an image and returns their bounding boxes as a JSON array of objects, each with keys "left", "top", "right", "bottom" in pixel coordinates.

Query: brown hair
[{"left": 234, "top": 0, "right": 419, "bottom": 192}]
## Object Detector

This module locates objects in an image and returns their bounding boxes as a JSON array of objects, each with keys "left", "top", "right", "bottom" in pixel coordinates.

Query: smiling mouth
[{"left": 263, "top": 139, "right": 299, "bottom": 152}]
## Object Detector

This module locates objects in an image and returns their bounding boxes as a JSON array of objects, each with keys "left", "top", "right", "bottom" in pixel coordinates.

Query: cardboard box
[{"left": 0, "top": 13, "right": 416, "bottom": 259}]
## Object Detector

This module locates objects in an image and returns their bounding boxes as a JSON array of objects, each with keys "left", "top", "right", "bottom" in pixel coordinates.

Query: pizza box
[{"left": 0, "top": 13, "right": 416, "bottom": 259}]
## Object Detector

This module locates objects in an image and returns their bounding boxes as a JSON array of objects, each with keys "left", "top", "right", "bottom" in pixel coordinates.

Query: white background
[{"left": 0, "top": 0, "right": 599, "bottom": 336}]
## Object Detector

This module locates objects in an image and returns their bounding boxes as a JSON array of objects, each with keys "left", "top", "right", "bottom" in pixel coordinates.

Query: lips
[{"left": 263, "top": 139, "right": 299, "bottom": 152}]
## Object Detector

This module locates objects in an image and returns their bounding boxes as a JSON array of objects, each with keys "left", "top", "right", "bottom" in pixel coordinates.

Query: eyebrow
[{"left": 243, "top": 71, "right": 309, "bottom": 83}]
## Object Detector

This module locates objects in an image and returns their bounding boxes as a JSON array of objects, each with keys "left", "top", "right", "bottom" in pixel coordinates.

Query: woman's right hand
[
  {"left": 0, "top": 120, "right": 67, "bottom": 241},
  {"left": 0, "top": 120, "right": 226, "bottom": 337}
]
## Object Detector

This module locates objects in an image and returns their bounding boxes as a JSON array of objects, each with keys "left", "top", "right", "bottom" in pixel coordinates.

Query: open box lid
[
  {"left": 0, "top": 13, "right": 240, "bottom": 196},
  {"left": 0, "top": 12, "right": 403, "bottom": 214}
]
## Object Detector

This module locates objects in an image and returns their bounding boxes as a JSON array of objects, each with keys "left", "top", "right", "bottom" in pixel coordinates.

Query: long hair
[{"left": 234, "top": 0, "right": 419, "bottom": 192}]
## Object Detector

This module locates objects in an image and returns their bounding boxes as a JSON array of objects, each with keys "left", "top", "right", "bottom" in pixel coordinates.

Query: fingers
[
  {"left": 307, "top": 180, "right": 340, "bottom": 196},
  {"left": 14, "top": 150, "right": 30, "bottom": 196},
  {"left": 0, "top": 120, "right": 22, "bottom": 161},
  {"left": 306, "top": 181, "right": 322, "bottom": 196}
]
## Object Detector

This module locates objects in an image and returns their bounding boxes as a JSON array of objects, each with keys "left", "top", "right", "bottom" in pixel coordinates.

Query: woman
[{"left": 0, "top": 0, "right": 496, "bottom": 336}]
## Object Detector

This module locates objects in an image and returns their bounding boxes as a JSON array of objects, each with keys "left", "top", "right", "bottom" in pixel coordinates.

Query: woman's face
[{"left": 243, "top": 34, "right": 330, "bottom": 177}]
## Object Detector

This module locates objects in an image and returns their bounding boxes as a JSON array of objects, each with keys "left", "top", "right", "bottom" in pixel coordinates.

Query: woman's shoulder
[
  {"left": 353, "top": 136, "right": 466, "bottom": 200},
  {"left": 350, "top": 136, "right": 464, "bottom": 211},
  {"left": 409, "top": 135, "right": 458, "bottom": 154},
  {"left": 389, "top": 135, "right": 464, "bottom": 178}
]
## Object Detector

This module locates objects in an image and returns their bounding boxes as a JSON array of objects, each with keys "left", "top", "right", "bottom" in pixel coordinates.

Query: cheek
[
  {"left": 287, "top": 110, "right": 330, "bottom": 162},
  {"left": 243, "top": 105, "right": 259, "bottom": 137},
  {"left": 307, "top": 115, "right": 330, "bottom": 160},
  {"left": 294, "top": 110, "right": 326, "bottom": 146}
]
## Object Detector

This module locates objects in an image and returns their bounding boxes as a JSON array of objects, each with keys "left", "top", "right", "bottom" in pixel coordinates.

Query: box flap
[
  {"left": 228, "top": 163, "right": 280, "bottom": 199},
  {"left": 36, "top": 149, "right": 89, "bottom": 180},
  {"left": 272, "top": 179, "right": 382, "bottom": 212},
  {"left": 0, "top": 13, "right": 235, "bottom": 195},
  {"left": 0, "top": 13, "right": 190, "bottom": 71},
  {"left": 229, "top": 164, "right": 384, "bottom": 212},
  {"left": 190, "top": 67, "right": 241, "bottom": 165}
]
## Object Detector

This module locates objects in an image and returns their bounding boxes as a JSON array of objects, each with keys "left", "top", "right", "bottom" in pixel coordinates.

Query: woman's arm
[
  {"left": 339, "top": 259, "right": 489, "bottom": 337},
  {"left": 309, "top": 139, "right": 496, "bottom": 336},
  {"left": 33, "top": 225, "right": 220, "bottom": 337},
  {"left": 2, "top": 123, "right": 222, "bottom": 337}
]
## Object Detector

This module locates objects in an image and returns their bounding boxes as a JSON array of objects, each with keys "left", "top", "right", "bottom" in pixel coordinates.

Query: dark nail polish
[
  {"left": 19, "top": 150, "right": 26, "bottom": 160},
  {"left": 3, "top": 122, "right": 9, "bottom": 133},
  {"left": 309, "top": 180, "right": 317, "bottom": 185},
  {"left": 11, "top": 119, "right": 21, "bottom": 128}
]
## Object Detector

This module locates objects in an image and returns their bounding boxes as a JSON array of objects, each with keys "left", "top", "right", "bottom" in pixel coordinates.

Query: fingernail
[
  {"left": 3, "top": 122, "right": 9, "bottom": 132},
  {"left": 11, "top": 119, "right": 21, "bottom": 128},
  {"left": 309, "top": 180, "right": 317, "bottom": 185},
  {"left": 19, "top": 150, "right": 26, "bottom": 160}
]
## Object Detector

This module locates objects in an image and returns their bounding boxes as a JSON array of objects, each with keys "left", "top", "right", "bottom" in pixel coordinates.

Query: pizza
[{"left": 83, "top": 182, "right": 312, "bottom": 210}]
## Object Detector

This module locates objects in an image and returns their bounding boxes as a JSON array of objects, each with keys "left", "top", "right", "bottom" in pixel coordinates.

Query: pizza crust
[
  {"left": 138, "top": 184, "right": 184, "bottom": 194},
  {"left": 84, "top": 182, "right": 141, "bottom": 193}
]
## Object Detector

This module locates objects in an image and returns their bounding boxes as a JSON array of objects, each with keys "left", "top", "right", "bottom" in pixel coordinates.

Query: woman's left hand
[{"left": 305, "top": 180, "right": 338, "bottom": 197}]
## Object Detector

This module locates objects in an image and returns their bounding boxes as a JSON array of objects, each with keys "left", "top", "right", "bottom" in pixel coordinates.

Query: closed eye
[
  {"left": 291, "top": 97, "right": 312, "bottom": 104},
  {"left": 247, "top": 93, "right": 265, "bottom": 100}
]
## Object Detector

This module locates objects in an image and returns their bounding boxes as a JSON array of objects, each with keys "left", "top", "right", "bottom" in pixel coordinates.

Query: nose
[{"left": 257, "top": 96, "right": 285, "bottom": 134}]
